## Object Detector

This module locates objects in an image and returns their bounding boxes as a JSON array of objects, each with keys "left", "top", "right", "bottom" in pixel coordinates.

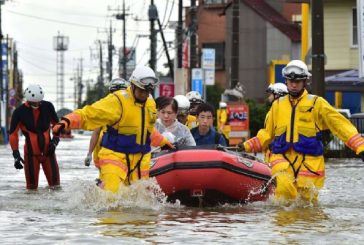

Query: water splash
[{"left": 63, "top": 178, "right": 181, "bottom": 212}]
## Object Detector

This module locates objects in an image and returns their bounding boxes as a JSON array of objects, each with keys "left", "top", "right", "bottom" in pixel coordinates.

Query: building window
[
  {"left": 353, "top": 7, "right": 358, "bottom": 47},
  {"left": 202, "top": 42, "right": 225, "bottom": 70}
]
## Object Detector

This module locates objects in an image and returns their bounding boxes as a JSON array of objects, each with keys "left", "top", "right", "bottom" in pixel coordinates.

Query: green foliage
[
  {"left": 206, "top": 84, "right": 225, "bottom": 112},
  {"left": 81, "top": 84, "right": 108, "bottom": 107},
  {"left": 245, "top": 99, "right": 270, "bottom": 136}
]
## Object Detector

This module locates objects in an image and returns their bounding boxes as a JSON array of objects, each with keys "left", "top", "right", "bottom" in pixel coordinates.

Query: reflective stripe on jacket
[
  {"left": 244, "top": 89, "right": 364, "bottom": 156},
  {"left": 65, "top": 86, "right": 157, "bottom": 154}
]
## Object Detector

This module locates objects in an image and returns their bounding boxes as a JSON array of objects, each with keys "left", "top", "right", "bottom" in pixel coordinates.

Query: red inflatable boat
[{"left": 150, "top": 145, "right": 274, "bottom": 207}]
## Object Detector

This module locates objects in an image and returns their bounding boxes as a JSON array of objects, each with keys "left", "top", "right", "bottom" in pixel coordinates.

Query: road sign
[
  {"left": 192, "top": 68, "right": 203, "bottom": 97},
  {"left": 202, "top": 48, "right": 215, "bottom": 70},
  {"left": 204, "top": 69, "right": 215, "bottom": 85},
  {"left": 159, "top": 83, "right": 174, "bottom": 97}
]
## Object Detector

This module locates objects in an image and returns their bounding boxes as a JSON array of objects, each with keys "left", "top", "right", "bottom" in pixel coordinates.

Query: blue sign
[
  {"left": 192, "top": 79, "right": 203, "bottom": 97},
  {"left": 274, "top": 64, "right": 286, "bottom": 84}
]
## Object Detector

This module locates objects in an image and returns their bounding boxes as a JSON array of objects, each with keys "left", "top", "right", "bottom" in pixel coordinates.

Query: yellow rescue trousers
[
  {"left": 270, "top": 149, "right": 325, "bottom": 204},
  {"left": 96, "top": 147, "right": 151, "bottom": 193}
]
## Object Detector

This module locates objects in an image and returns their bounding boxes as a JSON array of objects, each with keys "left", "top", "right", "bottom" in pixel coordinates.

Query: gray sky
[{"left": 3, "top": 0, "right": 180, "bottom": 110}]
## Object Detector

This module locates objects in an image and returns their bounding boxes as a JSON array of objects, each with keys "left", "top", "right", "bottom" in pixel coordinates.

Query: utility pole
[
  {"left": 149, "top": 0, "right": 157, "bottom": 72},
  {"left": 77, "top": 58, "right": 83, "bottom": 108},
  {"left": 311, "top": 0, "right": 325, "bottom": 97},
  {"left": 115, "top": 0, "right": 128, "bottom": 79},
  {"left": 177, "top": 0, "right": 183, "bottom": 69},
  {"left": 231, "top": 0, "right": 239, "bottom": 89},
  {"left": 97, "top": 40, "right": 104, "bottom": 99},
  {"left": 108, "top": 21, "right": 113, "bottom": 81},
  {"left": 189, "top": 0, "right": 197, "bottom": 86},
  {"left": 0, "top": 1, "right": 4, "bottom": 142},
  {"left": 156, "top": 9, "right": 174, "bottom": 78}
]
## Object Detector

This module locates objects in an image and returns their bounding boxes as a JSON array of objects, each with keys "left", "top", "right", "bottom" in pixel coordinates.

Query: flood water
[{"left": 1, "top": 133, "right": 364, "bottom": 244}]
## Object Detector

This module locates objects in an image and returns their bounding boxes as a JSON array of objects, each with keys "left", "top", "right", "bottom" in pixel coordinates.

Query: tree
[{"left": 245, "top": 99, "right": 270, "bottom": 136}]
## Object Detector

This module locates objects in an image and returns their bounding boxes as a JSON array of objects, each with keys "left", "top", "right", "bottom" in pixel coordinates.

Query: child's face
[{"left": 197, "top": 111, "right": 213, "bottom": 130}]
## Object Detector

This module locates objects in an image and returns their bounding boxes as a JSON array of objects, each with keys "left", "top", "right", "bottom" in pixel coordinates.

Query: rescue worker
[
  {"left": 9, "top": 84, "right": 60, "bottom": 190},
  {"left": 53, "top": 66, "right": 173, "bottom": 193},
  {"left": 240, "top": 60, "right": 364, "bottom": 204},
  {"left": 266, "top": 83, "right": 288, "bottom": 105},
  {"left": 261, "top": 83, "right": 288, "bottom": 162},
  {"left": 191, "top": 103, "right": 227, "bottom": 146},
  {"left": 84, "top": 78, "right": 129, "bottom": 167},
  {"left": 217, "top": 101, "right": 231, "bottom": 142},
  {"left": 173, "top": 94, "right": 195, "bottom": 128},
  {"left": 185, "top": 91, "right": 203, "bottom": 128}
]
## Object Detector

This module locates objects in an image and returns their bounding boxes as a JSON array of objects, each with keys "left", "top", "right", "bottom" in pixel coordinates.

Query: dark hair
[
  {"left": 196, "top": 103, "right": 215, "bottom": 116},
  {"left": 156, "top": 96, "right": 178, "bottom": 113}
]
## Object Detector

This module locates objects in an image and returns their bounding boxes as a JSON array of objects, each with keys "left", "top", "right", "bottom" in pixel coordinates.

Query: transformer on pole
[{"left": 53, "top": 32, "right": 69, "bottom": 109}]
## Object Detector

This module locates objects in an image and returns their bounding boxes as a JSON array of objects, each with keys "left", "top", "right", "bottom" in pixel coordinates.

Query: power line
[
  {"left": 4, "top": 8, "right": 150, "bottom": 32},
  {"left": 4, "top": 9, "right": 104, "bottom": 29}
]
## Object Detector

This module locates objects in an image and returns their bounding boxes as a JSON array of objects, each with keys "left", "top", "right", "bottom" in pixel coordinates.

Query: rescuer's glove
[
  {"left": 48, "top": 137, "right": 60, "bottom": 155},
  {"left": 52, "top": 118, "right": 70, "bottom": 136},
  {"left": 13, "top": 150, "right": 24, "bottom": 170},
  {"left": 84, "top": 153, "right": 92, "bottom": 167},
  {"left": 237, "top": 142, "right": 245, "bottom": 152},
  {"left": 161, "top": 140, "right": 176, "bottom": 151}
]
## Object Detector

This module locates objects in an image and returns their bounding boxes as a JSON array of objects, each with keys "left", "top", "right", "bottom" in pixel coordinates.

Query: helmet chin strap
[
  {"left": 286, "top": 80, "right": 307, "bottom": 98},
  {"left": 289, "top": 88, "right": 305, "bottom": 98},
  {"left": 131, "top": 84, "right": 148, "bottom": 103}
]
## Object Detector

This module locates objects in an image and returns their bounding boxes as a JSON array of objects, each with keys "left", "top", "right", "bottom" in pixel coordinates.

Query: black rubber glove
[
  {"left": 48, "top": 137, "right": 60, "bottom": 155},
  {"left": 359, "top": 151, "right": 364, "bottom": 162},
  {"left": 13, "top": 150, "right": 24, "bottom": 169},
  {"left": 237, "top": 142, "right": 245, "bottom": 152}
]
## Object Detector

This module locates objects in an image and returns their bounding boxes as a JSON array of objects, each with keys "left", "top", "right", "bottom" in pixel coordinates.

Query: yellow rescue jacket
[
  {"left": 65, "top": 86, "right": 158, "bottom": 154},
  {"left": 186, "top": 114, "right": 198, "bottom": 129},
  {"left": 244, "top": 90, "right": 364, "bottom": 155}
]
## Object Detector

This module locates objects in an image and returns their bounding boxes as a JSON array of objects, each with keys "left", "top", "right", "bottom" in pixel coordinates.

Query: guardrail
[{"left": 324, "top": 117, "right": 364, "bottom": 158}]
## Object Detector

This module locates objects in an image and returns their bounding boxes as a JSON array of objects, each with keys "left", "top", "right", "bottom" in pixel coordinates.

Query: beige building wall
[{"left": 308, "top": 0, "right": 357, "bottom": 70}]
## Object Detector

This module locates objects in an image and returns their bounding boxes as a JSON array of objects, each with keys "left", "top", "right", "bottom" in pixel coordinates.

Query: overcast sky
[{"left": 3, "top": 0, "right": 181, "bottom": 110}]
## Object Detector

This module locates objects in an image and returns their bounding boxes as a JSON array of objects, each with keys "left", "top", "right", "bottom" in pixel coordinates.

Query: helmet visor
[
  {"left": 283, "top": 72, "right": 308, "bottom": 80},
  {"left": 283, "top": 66, "right": 309, "bottom": 80},
  {"left": 140, "top": 77, "right": 159, "bottom": 88},
  {"left": 177, "top": 108, "right": 189, "bottom": 115}
]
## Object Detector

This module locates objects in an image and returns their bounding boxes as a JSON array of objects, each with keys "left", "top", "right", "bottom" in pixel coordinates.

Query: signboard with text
[
  {"left": 191, "top": 68, "right": 203, "bottom": 97},
  {"left": 202, "top": 48, "right": 215, "bottom": 86},
  {"left": 159, "top": 83, "right": 174, "bottom": 97},
  {"left": 227, "top": 103, "right": 249, "bottom": 130}
]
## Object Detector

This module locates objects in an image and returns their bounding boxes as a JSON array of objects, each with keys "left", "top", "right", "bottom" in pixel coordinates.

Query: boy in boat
[
  {"left": 191, "top": 103, "right": 227, "bottom": 146},
  {"left": 240, "top": 60, "right": 364, "bottom": 205}
]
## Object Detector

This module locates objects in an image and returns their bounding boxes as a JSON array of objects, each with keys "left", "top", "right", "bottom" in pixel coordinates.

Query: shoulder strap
[{"left": 111, "top": 93, "right": 123, "bottom": 127}]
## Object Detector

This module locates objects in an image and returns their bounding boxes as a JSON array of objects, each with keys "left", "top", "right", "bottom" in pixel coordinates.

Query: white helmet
[
  {"left": 24, "top": 84, "right": 44, "bottom": 102},
  {"left": 266, "top": 83, "right": 288, "bottom": 97},
  {"left": 186, "top": 91, "right": 203, "bottom": 104},
  {"left": 219, "top": 101, "right": 227, "bottom": 108},
  {"left": 282, "top": 60, "right": 312, "bottom": 80},
  {"left": 174, "top": 95, "right": 190, "bottom": 115},
  {"left": 129, "top": 66, "right": 159, "bottom": 91},
  {"left": 109, "top": 78, "right": 128, "bottom": 92}
]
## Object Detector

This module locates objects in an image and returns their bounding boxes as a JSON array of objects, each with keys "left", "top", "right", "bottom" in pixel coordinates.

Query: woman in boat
[{"left": 155, "top": 96, "right": 196, "bottom": 147}]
